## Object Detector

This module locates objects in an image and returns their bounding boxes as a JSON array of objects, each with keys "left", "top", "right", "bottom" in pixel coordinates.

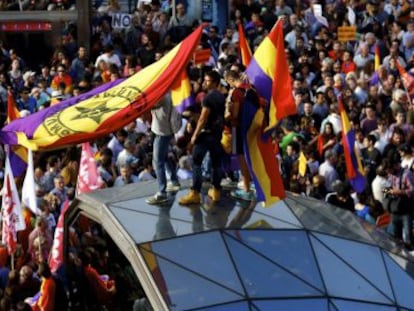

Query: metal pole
[{"left": 172, "top": 0, "right": 176, "bottom": 21}]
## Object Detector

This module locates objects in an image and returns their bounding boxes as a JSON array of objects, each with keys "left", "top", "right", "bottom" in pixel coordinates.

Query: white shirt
[
  {"left": 138, "top": 170, "right": 155, "bottom": 181},
  {"left": 372, "top": 175, "right": 391, "bottom": 205},
  {"left": 320, "top": 114, "right": 342, "bottom": 135},
  {"left": 318, "top": 161, "right": 339, "bottom": 192},
  {"left": 95, "top": 53, "right": 122, "bottom": 69}
]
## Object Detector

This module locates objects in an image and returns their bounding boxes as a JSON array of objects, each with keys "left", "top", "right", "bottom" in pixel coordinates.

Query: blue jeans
[
  {"left": 153, "top": 134, "right": 179, "bottom": 195},
  {"left": 391, "top": 213, "right": 413, "bottom": 246},
  {"left": 192, "top": 133, "right": 223, "bottom": 192}
]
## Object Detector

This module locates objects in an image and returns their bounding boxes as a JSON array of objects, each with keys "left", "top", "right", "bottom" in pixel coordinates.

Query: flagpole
[
  {"left": 37, "top": 230, "right": 42, "bottom": 263},
  {"left": 11, "top": 253, "right": 14, "bottom": 271}
]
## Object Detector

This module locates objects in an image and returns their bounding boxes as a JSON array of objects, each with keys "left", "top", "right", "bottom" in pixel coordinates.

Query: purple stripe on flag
[
  {"left": 9, "top": 150, "right": 27, "bottom": 177},
  {"left": 0, "top": 79, "right": 124, "bottom": 145},
  {"left": 245, "top": 58, "right": 272, "bottom": 103},
  {"left": 176, "top": 96, "right": 194, "bottom": 114}
]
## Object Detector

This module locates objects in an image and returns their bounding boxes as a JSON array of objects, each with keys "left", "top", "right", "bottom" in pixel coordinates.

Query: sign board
[
  {"left": 111, "top": 13, "right": 132, "bottom": 29},
  {"left": 201, "top": 0, "right": 213, "bottom": 22},
  {"left": 337, "top": 26, "right": 357, "bottom": 42},
  {"left": 193, "top": 48, "right": 211, "bottom": 65},
  {"left": 1, "top": 22, "right": 52, "bottom": 32}
]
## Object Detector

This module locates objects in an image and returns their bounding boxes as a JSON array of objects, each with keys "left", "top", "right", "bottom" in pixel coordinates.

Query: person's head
[
  {"left": 176, "top": 3, "right": 186, "bottom": 15},
  {"left": 391, "top": 127, "right": 404, "bottom": 145},
  {"left": 376, "top": 162, "right": 388, "bottom": 177},
  {"left": 100, "top": 147, "right": 113, "bottom": 165},
  {"left": 365, "top": 133, "right": 377, "bottom": 147},
  {"left": 116, "top": 129, "right": 128, "bottom": 144},
  {"left": 286, "top": 142, "right": 300, "bottom": 157},
  {"left": 324, "top": 149, "right": 337, "bottom": 164},
  {"left": 323, "top": 122, "right": 334, "bottom": 135},
  {"left": 19, "top": 265, "right": 33, "bottom": 284},
  {"left": 395, "top": 111, "right": 406, "bottom": 124},
  {"left": 365, "top": 104, "right": 376, "bottom": 118},
  {"left": 335, "top": 182, "right": 351, "bottom": 200},
  {"left": 54, "top": 175, "right": 65, "bottom": 190},
  {"left": 120, "top": 164, "right": 132, "bottom": 180},
  {"left": 203, "top": 70, "right": 221, "bottom": 91},
  {"left": 398, "top": 143, "right": 412, "bottom": 157},
  {"left": 35, "top": 215, "right": 48, "bottom": 231},
  {"left": 38, "top": 261, "right": 51, "bottom": 279},
  {"left": 224, "top": 70, "right": 241, "bottom": 88}
]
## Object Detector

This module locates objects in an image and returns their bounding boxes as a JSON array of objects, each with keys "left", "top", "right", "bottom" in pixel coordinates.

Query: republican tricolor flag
[
  {"left": 339, "top": 97, "right": 366, "bottom": 193},
  {"left": 242, "top": 94, "right": 285, "bottom": 206},
  {"left": 246, "top": 20, "right": 296, "bottom": 133},
  {"left": 0, "top": 25, "right": 204, "bottom": 151},
  {"left": 171, "top": 70, "right": 195, "bottom": 113}
]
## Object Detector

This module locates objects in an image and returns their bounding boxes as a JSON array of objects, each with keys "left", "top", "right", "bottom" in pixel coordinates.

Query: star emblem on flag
[{"left": 71, "top": 101, "right": 119, "bottom": 124}]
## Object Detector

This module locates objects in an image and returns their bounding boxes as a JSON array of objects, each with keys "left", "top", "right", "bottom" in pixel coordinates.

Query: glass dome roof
[{"left": 74, "top": 181, "right": 414, "bottom": 311}]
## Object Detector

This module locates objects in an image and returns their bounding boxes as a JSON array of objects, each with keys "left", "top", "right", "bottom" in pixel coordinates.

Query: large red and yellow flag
[
  {"left": 0, "top": 26, "right": 204, "bottom": 151},
  {"left": 238, "top": 22, "right": 252, "bottom": 67},
  {"left": 245, "top": 20, "right": 296, "bottom": 133}
]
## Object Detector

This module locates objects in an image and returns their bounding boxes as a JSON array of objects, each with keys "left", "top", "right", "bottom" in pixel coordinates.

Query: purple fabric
[
  {"left": 176, "top": 95, "right": 195, "bottom": 114},
  {"left": 245, "top": 57, "right": 272, "bottom": 103}
]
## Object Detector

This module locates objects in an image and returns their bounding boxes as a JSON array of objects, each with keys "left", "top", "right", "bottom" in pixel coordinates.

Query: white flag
[
  {"left": 2, "top": 148, "right": 26, "bottom": 251},
  {"left": 76, "top": 142, "right": 104, "bottom": 195},
  {"left": 21, "top": 149, "right": 40, "bottom": 215},
  {"left": 347, "top": 6, "right": 356, "bottom": 26},
  {"left": 313, "top": 4, "right": 329, "bottom": 28}
]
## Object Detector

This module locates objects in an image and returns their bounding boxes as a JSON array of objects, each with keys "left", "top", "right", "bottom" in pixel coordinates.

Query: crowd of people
[{"left": 0, "top": 0, "right": 414, "bottom": 309}]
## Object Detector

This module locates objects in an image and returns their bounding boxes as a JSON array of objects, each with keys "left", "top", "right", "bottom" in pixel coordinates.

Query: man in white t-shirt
[{"left": 94, "top": 44, "right": 122, "bottom": 69}]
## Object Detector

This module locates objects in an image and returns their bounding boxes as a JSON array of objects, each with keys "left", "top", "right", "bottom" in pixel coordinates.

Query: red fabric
[
  {"left": 84, "top": 265, "right": 115, "bottom": 307},
  {"left": 50, "top": 74, "right": 73, "bottom": 93},
  {"left": 317, "top": 134, "right": 325, "bottom": 157},
  {"left": 0, "top": 247, "right": 8, "bottom": 267},
  {"left": 341, "top": 61, "right": 357, "bottom": 74},
  {"left": 267, "top": 21, "right": 296, "bottom": 130},
  {"left": 49, "top": 199, "right": 69, "bottom": 272},
  {"left": 238, "top": 22, "right": 252, "bottom": 66},
  {"left": 31, "top": 277, "right": 56, "bottom": 311}
]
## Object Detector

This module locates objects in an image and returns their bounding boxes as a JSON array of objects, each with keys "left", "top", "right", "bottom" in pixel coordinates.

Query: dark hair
[
  {"left": 205, "top": 70, "right": 221, "bottom": 85},
  {"left": 366, "top": 134, "right": 377, "bottom": 144},
  {"left": 224, "top": 69, "right": 240, "bottom": 81},
  {"left": 38, "top": 261, "right": 51, "bottom": 278}
]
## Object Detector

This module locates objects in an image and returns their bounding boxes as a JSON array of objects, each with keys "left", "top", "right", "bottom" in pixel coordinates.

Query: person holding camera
[{"left": 384, "top": 158, "right": 414, "bottom": 250}]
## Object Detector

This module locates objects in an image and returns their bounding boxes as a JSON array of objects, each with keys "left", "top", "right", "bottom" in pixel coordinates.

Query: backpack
[{"left": 170, "top": 104, "right": 182, "bottom": 134}]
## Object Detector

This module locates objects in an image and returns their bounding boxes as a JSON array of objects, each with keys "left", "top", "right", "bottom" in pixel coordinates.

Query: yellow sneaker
[
  {"left": 208, "top": 187, "right": 221, "bottom": 202},
  {"left": 178, "top": 190, "right": 201, "bottom": 205}
]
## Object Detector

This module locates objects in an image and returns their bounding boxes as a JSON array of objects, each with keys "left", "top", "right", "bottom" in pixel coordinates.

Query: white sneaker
[{"left": 166, "top": 182, "right": 181, "bottom": 192}]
